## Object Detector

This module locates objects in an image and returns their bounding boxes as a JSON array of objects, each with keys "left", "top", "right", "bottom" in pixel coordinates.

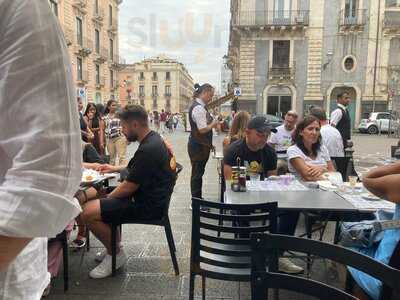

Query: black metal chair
[
  {"left": 189, "top": 197, "right": 277, "bottom": 300},
  {"left": 250, "top": 233, "right": 400, "bottom": 300},
  {"left": 252, "top": 270, "right": 357, "bottom": 300},
  {"left": 110, "top": 163, "right": 183, "bottom": 276}
]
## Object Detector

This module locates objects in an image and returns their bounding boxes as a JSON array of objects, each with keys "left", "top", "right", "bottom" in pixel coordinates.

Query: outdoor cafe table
[
  {"left": 224, "top": 183, "right": 378, "bottom": 242},
  {"left": 224, "top": 182, "right": 380, "bottom": 273}
]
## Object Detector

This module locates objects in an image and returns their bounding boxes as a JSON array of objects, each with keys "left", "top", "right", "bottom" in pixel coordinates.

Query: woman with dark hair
[
  {"left": 84, "top": 102, "right": 105, "bottom": 155},
  {"left": 78, "top": 97, "right": 94, "bottom": 142},
  {"left": 287, "top": 115, "right": 335, "bottom": 181},
  {"left": 104, "top": 100, "right": 127, "bottom": 166}
]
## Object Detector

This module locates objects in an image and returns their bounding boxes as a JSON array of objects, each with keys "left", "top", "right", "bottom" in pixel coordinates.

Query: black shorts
[{"left": 100, "top": 197, "right": 147, "bottom": 224}]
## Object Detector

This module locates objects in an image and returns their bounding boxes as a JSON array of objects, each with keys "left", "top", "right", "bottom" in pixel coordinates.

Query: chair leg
[
  {"left": 111, "top": 223, "right": 117, "bottom": 276},
  {"left": 164, "top": 218, "right": 180, "bottom": 275},
  {"left": 201, "top": 276, "right": 206, "bottom": 300},
  {"left": 62, "top": 232, "right": 69, "bottom": 292},
  {"left": 86, "top": 228, "right": 90, "bottom": 252},
  {"left": 189, "top": 273, "right": 195, "bottom": 300}
]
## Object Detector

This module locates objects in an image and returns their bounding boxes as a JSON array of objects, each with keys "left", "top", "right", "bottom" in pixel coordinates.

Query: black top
[
  {"left": 224, "top": 138, "right": 277, "bottom": 179},
  {"left": 83, "top": 144, "right": 105, "bottom": 164},
  {"left": 80, "top": 112, "right": 88, "bottom": 142},
  {"left": 125, "top": 131, "right": 176, "bottom": 216},
  {"left": 335, "top": 107, "right": 351, "bottom": 146}
]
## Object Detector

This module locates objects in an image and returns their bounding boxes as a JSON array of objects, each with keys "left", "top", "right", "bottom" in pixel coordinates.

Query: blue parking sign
[
  {"left": 234, "top": 87, "right": 241, "bottom": 96},
  {"left": 78, "top": 88, "right": 85, "bottom": 98}
]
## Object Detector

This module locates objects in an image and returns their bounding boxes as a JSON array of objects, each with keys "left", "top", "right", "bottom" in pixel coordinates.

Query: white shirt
[
  {"left": 191, "top": 98, "right": 209, "bottom": 130},
  {"left": 330, "top": 104, "right": 347, "bottom": 126},
  {"left": 269, "top": 124, "right": 293, "bottom": 152},
  {"left": 0, "top": 1, "right": 82, "bottom": 298},
  {"left": 287, "top": 144, "right": 331, "bottom": 177},
  {"left": 320, "top": 124, "right": 344, "bottom": 157}
]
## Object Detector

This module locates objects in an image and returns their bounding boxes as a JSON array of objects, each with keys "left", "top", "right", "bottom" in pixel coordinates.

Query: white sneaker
[
  {"left": 89, "top": 249, "right": 127, "bottom": 279},
  {"left": 278, "top": 258, "right": 304, "bottom": 274},
  {"left": 95, "top": 246, "right": 123, "bottom": 262},
  {"left": 94, "top": 249, "right": 107, "bottom": 262}
]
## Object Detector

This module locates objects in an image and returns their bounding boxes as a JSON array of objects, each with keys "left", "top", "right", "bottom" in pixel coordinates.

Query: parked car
[
  {"left": 358, "top": 112, "right": 399, "bottom": 134},
  {"left": 265, "top": 114, "right": 284, "bottom": 128}
]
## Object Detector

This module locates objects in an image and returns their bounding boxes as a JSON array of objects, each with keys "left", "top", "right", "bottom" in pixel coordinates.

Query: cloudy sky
[{"left": 119, "top": 0, "right": 230, "bottom": 92}]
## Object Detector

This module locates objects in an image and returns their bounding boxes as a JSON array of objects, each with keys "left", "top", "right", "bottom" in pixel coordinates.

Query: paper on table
[
  {"left": 246, "top": 179, "right": 309, "bottom": 192},
  {"left": 340, "top": 193, "right": 395, "bottom": 211}
]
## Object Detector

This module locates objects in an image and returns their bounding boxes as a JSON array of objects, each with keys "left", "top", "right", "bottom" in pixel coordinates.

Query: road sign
[
  {"left": 234, "top": 87, "right": 241, "bottom": 96},
  {"left": 77, "top": 87, "right": 86, "bottom": 98}
]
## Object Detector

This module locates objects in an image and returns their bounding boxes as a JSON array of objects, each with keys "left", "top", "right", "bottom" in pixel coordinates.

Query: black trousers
[{"left": 190, "top": 159, "right": 209, "bottom": 199}]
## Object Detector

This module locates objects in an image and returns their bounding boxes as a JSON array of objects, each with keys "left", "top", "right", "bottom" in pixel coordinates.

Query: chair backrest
[
  {"left": 162, "top": 162, "right": 183, "bottom": 217},
  {"left": 252, "top": 271, "right": 357, "bottom": 300},
  {"left": 191, "top": 198, "right": 277, "bottom": 281},
  {"left": 250, "top": 233, "right": 400, "bottom": 299}
]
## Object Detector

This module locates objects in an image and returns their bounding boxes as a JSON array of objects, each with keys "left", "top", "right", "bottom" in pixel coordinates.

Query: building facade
[
  {"left": 118, "top": 55, "right": 194, "bottom": 112},
  {"left": 228, "top": 0, "right": 400, "bottom": 126},
  {"left": 221, "top": 56, "right": 233, "bottom": 95},
  {"left": 49, "top": 0, "right": 123, "bottom": 105}
]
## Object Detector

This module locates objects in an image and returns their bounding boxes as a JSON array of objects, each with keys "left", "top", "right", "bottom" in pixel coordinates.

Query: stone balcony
[
  {"left": 232, "top": 10, "right": 309, "bottom": 31},
  {"left": 339, "top": 9, "right": 367, "bottom": 32},
  {"left": 268, "top": 65, "right": 295, "bottom": 84},
  {"left": 383, "top": 11, "right": 400, "bottom": 35}
]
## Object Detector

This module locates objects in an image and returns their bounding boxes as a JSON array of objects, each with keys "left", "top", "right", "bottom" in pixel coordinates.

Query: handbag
[{"left": 339, "top": 210, "right": 400, "bottom": 248}]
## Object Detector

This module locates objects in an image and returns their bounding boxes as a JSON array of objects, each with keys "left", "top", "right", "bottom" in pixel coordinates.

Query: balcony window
[
  {"left": 95, "top": 29, "right": 100, "bottom": 54},
  {"left": 96, "top": 64, "right": 100, "bottom": 84},
  {"left": 387, "top": 0, "right": 400, "bottom": 7},
  {"left": 152, "top": 85, "right": 158, "bottom": 96},
  {"left": 140, "top": 72, "right": 144, "bottom": 80},
  {"left": 272, "top": 40, "right": 290, "bottom": 68},
  {"left": 152, "top": 72, "right": 158, "bottom": 81},
  {"left": 165, "top": 85, "right": 171, "bottom": 96},
  {"left": 344, "top": 0, "right": 358, "bottom": 22},
  {"left": 76, "top": 17, "right": 83, "bottom": 46},
  {"left": 95, "top": 92, "right": 101, "bottom": 103},
  {"left": 109, "top": 4, "right": 113, "bottom": 26},
  {"left": 77, "top": 57, "right": 83, "bottom": 81},
  {"left": 166, "top": 72, "right": 171, "bottom": 80},
  {"left": 95, "top": 0, "right": 99, "bottom": 14},
  {"left": 109, "top": 39, "right": 114, "bottom": 60},
  {"left": 110, "top": 70, "right": 114, "bottom": 87},
  {"left": 273, "top": 0, "right": 291, "bottom": 24},
  {"left": 139, "top": 85, "right": 145, "bottom": 96}
]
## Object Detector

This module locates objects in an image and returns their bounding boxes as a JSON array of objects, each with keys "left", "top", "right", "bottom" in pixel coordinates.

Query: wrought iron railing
[{"left": 233, "top": 10, "right": 309, "bottom": 27}]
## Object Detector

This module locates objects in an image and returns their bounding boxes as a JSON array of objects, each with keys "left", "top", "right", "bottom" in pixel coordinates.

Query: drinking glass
[
  {"left": 349, "top": 176, "right": 358, "bottom": 193},
  {"left": 249, "top": 173, "right": 260, "bottom": 187}
]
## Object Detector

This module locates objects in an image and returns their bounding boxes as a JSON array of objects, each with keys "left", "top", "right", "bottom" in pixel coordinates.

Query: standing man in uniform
[
  {"left": 188, "top": 83, "right": 218, "bottom": 205},
  {"left": 330, "top": 92, "right": 352, "bottom": 148}
]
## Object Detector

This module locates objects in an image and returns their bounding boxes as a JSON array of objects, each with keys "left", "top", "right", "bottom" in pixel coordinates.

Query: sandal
[{"left": 70, "top": 237, "right": 86, "bottom": 249}]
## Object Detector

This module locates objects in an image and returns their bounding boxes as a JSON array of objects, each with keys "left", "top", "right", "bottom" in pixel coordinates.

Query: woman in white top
[{"left": 287, "top": 115, "right": 335, "bottom": 181}]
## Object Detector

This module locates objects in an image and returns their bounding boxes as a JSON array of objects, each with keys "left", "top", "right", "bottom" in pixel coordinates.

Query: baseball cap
[{"left": 247, "top": 116, "right": 277, "bottom": 133}]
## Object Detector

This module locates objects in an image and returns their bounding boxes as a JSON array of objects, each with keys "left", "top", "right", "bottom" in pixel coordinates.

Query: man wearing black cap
[
  {"left": 223, "top": 116, "right": 304, "bottom": 274},
  {"left": 223, "top": 116, "right": 278, "bottom": 180}
]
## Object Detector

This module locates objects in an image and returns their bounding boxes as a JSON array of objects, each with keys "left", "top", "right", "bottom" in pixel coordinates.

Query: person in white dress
[{"left": 0, "top": 1, "right": 82, "bottom": 299}]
